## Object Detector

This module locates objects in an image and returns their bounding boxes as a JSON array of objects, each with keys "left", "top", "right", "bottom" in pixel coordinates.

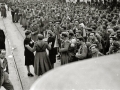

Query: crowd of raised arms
[
  {"left": 0, "top": 1, "right": 120, "bottom": 89},
  {"left": 6, "top": 0, "right": 120, "bottom": 62},
  {"left": 1, "top": 0, "right": 120, "bottom": 90}
]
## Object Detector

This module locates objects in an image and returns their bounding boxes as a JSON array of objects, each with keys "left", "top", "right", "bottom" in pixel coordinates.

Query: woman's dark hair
[{"left": 25, "top": 30, "right": 31, "bottom": 36}]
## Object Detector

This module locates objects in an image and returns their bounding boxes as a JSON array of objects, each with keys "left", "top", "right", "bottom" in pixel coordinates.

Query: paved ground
[
  {"left": 0, "top": 10, "right": 60, "bottom": 90},
  {"left": 0, "top": 16, "right": 22, "bottom": 90}
]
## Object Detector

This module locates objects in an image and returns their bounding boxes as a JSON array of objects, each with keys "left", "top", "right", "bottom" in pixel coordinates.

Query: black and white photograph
[{"left": 0, "top": 0, "right": 120, "bottom": 90}]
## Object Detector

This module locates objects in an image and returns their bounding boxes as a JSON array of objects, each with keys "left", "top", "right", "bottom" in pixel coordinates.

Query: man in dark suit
[{"left": 0, "top": 29, "right": 5, "bottom": 50}]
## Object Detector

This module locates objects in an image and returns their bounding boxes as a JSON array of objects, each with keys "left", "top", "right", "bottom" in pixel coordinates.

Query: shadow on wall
[{"left": 30, "top": 53, "right": 120, "bottom": 90}]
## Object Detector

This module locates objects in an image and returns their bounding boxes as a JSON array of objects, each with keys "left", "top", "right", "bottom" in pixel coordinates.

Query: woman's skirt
[{"left": 34, "top": 52, "right": 52, "bottom": 76}]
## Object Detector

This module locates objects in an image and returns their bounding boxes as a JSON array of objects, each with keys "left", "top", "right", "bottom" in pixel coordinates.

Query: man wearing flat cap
[{"left": 89, "top": 44, "right": 103, "bottom": 58}]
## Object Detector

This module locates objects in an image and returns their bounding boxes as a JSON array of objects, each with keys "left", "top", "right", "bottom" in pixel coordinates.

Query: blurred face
[
  {"left": 91, "top": 46, "right": 97, "bottom": 54},
  {"left": 75, "top": 21, "right": 79, "bottom": 26},
  {"left": 0, "top": 50, "right": 6, "bottom": 59},
  {"left": 89, "top": 33, "right": 95, "bottom": 39},
  {"left": 49, "top": 22, "right": 52, "bottom": 25},
  {"left": 76, "top": 39, "right": 80, "bottom": 45},
  {"left": 76, "top": 32, "right": 82, "bottom": 38},
  {"left": 117, "top": 32, "right": 120, "bottom": 38},
  {"left": 55, "top": 23, "right": 59, "bottom": 27},
  {"left": 107, "top": 31, "right": 111, "bottom": 35},
  {"left": 61, "top": 35, "right": 65, "bottom": 40},
  {"left": 77, "top": 39, "right": 83, "bottom": 45},
  {"left": 48, "top": 33, "right": 53, "bottom": 38},
  {"left": 27, "top": 33, "right": 31, "bottom": 39},
  {"left": 110, "top": 38, "right": 114, "bottom": 44}
]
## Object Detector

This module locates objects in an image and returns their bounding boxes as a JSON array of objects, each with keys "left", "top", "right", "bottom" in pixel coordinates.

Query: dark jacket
[
  {"left": 48, "top": 36, "right": 57, "bottom": 64},
  {"left": 0, "top": 29, "right": 5, "bottom": 49}
]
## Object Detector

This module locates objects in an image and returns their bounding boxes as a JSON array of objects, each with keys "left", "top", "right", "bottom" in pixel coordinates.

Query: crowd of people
[
  {"left": 17, "top": 0, "right": 120, "bottom": 76},
  {"left": 1, "top": 0, "right": 120, "bottom": 89}
]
